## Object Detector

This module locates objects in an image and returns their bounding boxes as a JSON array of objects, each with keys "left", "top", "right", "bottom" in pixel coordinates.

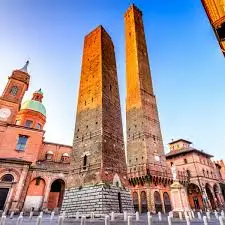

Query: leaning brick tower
[
  {"left": 125, "top": 5, "right": 171, "bottom": 213},
  {"left": 61, "top": 26, "right": 133, "bottom": 216},
  {"left": 125, "top": 4, "right": 167, "bottom": 175}
]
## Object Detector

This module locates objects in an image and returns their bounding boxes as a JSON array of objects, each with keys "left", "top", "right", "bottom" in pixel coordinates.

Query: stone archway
[
  {"left": 47, "top": 179, "right": 65, "bottom": 210},
  {"left": 187, "top": 183, "right": 203, "bottom": 210},
  {"left": 133, "top": 192, "right": 139, "bottom": 212},
  {"left": 24, "top": 177, "right": 46, "bottom": 211},
  {"left": 154, "top": 191, "right": 162, "bottom": 213},
  {"left": 140, "top": 191, "right": 148, "bottom": 213},
  {"left": 163, "top": 192, "right": 172, "bottom": 213},
  {"left": 205, "top": 183, "right": 216, "bottom": 209},
  {"left": 0, "top": 174, "right": 14, "bottom": 210}
]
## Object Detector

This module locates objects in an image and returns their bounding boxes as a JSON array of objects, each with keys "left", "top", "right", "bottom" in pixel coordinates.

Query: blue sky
[{"left": 0, "top": 0, "right": 225, "bottom": 159}]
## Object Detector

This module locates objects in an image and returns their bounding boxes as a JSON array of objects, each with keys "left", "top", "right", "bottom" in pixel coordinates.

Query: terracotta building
[
  {"left": 124, "top": 5, "right": 188, "bottom": 214},
  {"left": 0, "top": 62, "right": 72, "bottom": 212},
  {"left": 166, "top": 139, "right": 225, "bottom": 210}
]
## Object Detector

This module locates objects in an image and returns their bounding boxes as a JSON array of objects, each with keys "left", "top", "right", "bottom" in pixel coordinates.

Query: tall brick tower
[
  {"left": 0, "top": 61, "right": 30, "bottom": 124},
  {"left": 125, "top": 5, "right": 167, "bottom": 173},
  {"left": 61, "top": 26, "right": 133, "bottom": 216}
]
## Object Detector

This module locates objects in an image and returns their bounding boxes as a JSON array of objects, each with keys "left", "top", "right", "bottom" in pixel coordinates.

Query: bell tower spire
[{"left": 0, "top": 61, "right": 30, "bottom": 123}]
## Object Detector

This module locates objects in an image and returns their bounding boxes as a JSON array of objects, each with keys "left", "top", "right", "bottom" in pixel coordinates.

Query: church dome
[{"left": 21, "top": 100, "right": 46, "bottom": 116}]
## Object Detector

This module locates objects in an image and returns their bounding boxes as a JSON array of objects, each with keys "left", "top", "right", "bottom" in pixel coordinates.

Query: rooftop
[
  {"left": 168, "top": 139, "right": 192, "bottom": 145},
  {"left": 166, "top": 147, "right": 213, "bottom": 159}
]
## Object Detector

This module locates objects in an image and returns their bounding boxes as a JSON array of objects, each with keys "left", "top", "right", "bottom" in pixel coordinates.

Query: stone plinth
[
  {"left": 61, "top": 184, "right": 134, "bottom": 217},
  {"left": 170, "top": 181, "right": 190, "bottom": 216}
]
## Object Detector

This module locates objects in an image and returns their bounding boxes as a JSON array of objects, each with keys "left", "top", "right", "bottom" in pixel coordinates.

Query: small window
[
  {"left": 1, "top": 174, "right": 14, "bottom": 182},
  {"left": 16, "top": 135, "right": 28, "bottom": 151},
  {"left": 9, "top": 86, "right": 18, "bottom": 96},
  {"left": 36, "top": 123, "right": 41, "bottom": 130},
  {"left": 83, "top": 155, "right": 87, "bottom": 170},
  {"left": 15, "top": 120, "right": 20, "bottom": 125},
  {"left": 184, "top": 158, "right": 188, "bottom": 164},
  {"left": 25, "top": 120, "right": 33, "bottom": 128}
]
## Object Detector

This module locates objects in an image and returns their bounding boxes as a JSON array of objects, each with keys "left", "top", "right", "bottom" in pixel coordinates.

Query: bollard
[
  {"left": 50, "top": 211, "right": 55, "bottom": 221},
  {"left": 9, "top": 211, "right": 14, "bottom": 219},
  {"left": 186, "top": 216, "right": 190, "bottom": 225},
  {"left": 0, "top": 215, "right": 6, "bottom": 225},
  {"left": 222, "top": 210, "right": 225, "bottom": 219},
  {"left": 197, "top": 212, "right": 202, "bottom": 220},
  {"left": 136, "top": 211, "right": 140, "bottom": 221},
  {"left": 76, "top": 212, "right": 80, "bottom": 220},
  {"left": 39, "top": 211, "right": 43, "bottom": 217},
  {"left": 81, "top": 216, "right": 86, "bottom": 225},
  {"left": 147, "top": 216, "right": 152, "bottom": 225},
  {"left": 168, "top": 216, "right": 172, "bottom": 225},
  {"left": 91, "top": 212, "right": 94, "bottom": 220},
  {"left": 124, "top": 211, "right": 128, "bottom": 221},
  {"left": 29, "top": 211, "right": 34, "bottom": 221},
  {"left": 19, "top": 212, "right": 23, "bottom": 217},
  {"left": 169, "top": 211, "right": 173, "bottom": 218},
  {"left": 17, "top": 215, "right": 23, "bottom": 225},
  {"left": 219, "top": 216, "right": 225, "bottom": 225},
  {"left": 188, "top": 211, "right": 193, "bottom": 220},
  {"left": 203, "top": 216, "right": 208, "bottom": 225},
  {"left": 184, "top": 211, "right": 188, "bottom": 219},
  {"left": 158, "top": 211, "right": 162, "bottom": 221},
  {"left": 36, "top": 215, "right": 43, "bottom": 225},
  {"left": 147, "top": 212, "right": 151, "bottom": 217},
  {"left": 179, "top": 211, "right": 183, "bottom": 220},
  {"left": 111, "top": 212, "right": 115, "bottom": 221},
  {"left": 215, "top": 211, "right": 219, "bottom": 220},
  {"left": 105, "top": 215, "right": 110, "bottom": 225},
  {"left": 191, "top": 211, "right": 195, "bottom": 218},
  {"left": 58, "top": 216, "right": 64, "bottom": 225},
  {"left": 206, "top": 211, "right": 210, "bottom": 220},
  {"left": 128, "top": 216, "right": 132, "bottom": 225}
]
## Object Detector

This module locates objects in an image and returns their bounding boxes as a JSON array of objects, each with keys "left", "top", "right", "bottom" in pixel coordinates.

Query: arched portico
[
  {"left": 140, "top": 191, "right": 148, "bottom": 213},
  {"left": 133, "top": 191, "right": 139, "bottom": 212},
  {"left": 187, "top": 183, "right": 203, "bottom": 210},
  {"left": 205, "top": 183, "right": 216, "bottom": 209},
  {"left": 163, "top": 192, "right": 172, "bottom": 213},
  {"left": 47, "top": 179, "right": 65, "bottom": 210},
  {"left": 24, "top": 177, "right": 46, "bottom": 211},
  {"left": 154, "top": 191, "right": 163, "bottom": 213}
]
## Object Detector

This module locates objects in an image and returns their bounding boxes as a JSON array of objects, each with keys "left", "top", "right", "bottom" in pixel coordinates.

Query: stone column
[
  {"left": 160, "top": 190, "right": 165, "bottom": 213},
  {"left": 146, "top": 186, "right": 152, "bottom": 212},
  {"left": 42, "top": 179, "right": 51, "bottom": 210},
  {"left": 11, "top": 166, "right": 29, "bottom": 211},
  {"left": 138, "top": 189, "right": 141, "bottom": 213}
]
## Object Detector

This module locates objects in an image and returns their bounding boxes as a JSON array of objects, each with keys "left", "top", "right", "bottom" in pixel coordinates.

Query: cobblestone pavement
[{"left": 0, "top": 214, "right": 223, "bottom": 225}]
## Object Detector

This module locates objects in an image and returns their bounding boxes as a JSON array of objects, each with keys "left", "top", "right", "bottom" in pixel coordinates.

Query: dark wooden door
[{"left": 0, "top": 188, "right": 9, "bottom": 210}]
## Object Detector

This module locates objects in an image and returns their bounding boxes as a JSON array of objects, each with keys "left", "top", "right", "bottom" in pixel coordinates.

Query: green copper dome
[{"left": 21, "top": 100, "right": 46, "bottom": 116}]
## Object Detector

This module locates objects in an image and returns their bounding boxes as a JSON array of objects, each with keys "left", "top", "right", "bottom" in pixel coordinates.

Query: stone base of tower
[{"left": 61, "top": 184, "right": 134, "bottom": 217}]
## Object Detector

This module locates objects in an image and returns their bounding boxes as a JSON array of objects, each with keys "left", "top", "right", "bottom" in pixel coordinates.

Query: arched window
[
  {"left": 83, "top": 155, "right": 87, "bottom": 170},
  {"left": 203, "top": 169, "right": 205, "bottom": 177},
  {"left": 186, "top": 170, "right": 191, "bottom": 178},
  {"left": 1, "top": 174, "right": 14, "bottom": 182}
]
